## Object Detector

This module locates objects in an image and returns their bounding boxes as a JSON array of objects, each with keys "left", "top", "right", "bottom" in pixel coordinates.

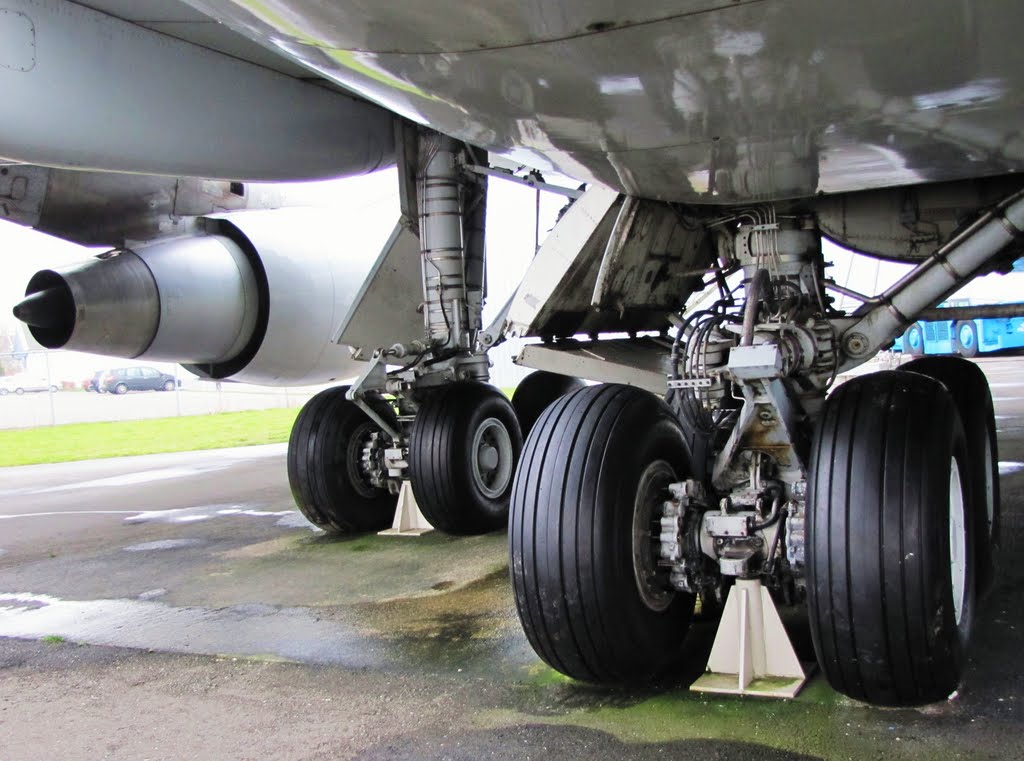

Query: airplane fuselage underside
[{"left": 185, "top": 0, "right": 1024, "bottom": 203}]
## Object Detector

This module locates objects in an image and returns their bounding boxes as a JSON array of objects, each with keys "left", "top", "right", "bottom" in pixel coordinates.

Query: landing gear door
[
  {"left": 334, "top": 221, "right": 425, "bottom": 355},
  {"left": 505, "top": 187, "right": 711, "bottom": 340}
]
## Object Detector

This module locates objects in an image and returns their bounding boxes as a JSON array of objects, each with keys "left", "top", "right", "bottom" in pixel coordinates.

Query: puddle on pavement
[
  {"left": 35, "top": 467, "right": 211, "bottom": 493},
  {"left": 123, "top": 538, "right": 206, "bottom": 552},
  {"left": 124, "top": 504, "right": 321, "bottom": 532},
  {"left": 0, "top": 592, "right": 385, "bottom": 668},
  {"left": 0, "top": 564, "right": 536, "bottom": 677},
  {"left": 999, "top": 461, "right": 1024, "bottom": 475},
  {"left": 275, "top": 512, "right": 323, "bottom": 531},
  {"left": 352, "top": 567, "right": 535, "bottom": 678}
]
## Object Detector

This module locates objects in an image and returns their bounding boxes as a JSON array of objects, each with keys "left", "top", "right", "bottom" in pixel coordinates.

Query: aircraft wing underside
[
  {"left": 175, "top": 0, "right": 1024, "bottom": 204},
  {"left": 2, "top": 1, "right": 1022, "bottom": 206}
]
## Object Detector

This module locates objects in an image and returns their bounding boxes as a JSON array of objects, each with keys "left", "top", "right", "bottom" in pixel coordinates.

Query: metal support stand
[
  {"left": 691, "top": 578, "right": 809, "bottom": 698},
  {"left": 378, "top": 481, "right": 433, "bottom": 536}
]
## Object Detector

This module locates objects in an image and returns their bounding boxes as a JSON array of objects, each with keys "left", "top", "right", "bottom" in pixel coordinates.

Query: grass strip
[
  {"left": 0, "top": 408, "right": 300, "bottom": 467},
  {"left": 1, "top": 386, "right": 522, "bottom": 467}
]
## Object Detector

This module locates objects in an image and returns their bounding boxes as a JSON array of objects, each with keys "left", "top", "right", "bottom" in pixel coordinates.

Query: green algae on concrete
[
  {"left": 479, "top": 675, "right": 989, "bottom": 761},
  {"left": 170, "top": 526, "right": 511, "bottom": 610}
]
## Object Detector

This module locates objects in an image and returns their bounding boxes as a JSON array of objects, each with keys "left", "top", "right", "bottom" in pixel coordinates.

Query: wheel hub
[
  {"left": 470, "top": 417, "right": 513, "bottom": 499},
  {"left": 632, "top": 460, "right": 677, "bottom": 613},
  {"left": 948, "top": 456, "right": 967, "bottom": 626},
  {"left": 347, "top": 422, "right": 385, "bottom": 498},
  {"left": 479, "top": 444, "right": 499, "bottom": 471}
]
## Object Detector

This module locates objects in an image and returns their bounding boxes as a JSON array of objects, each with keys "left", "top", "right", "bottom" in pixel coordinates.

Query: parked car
[
  {"left": 0, "top": 374, "right": 59, "bottom": 396},
  {"left": 83, "top": 370, "right": 107, "bottom": 392},
  {"left": 98, "top": 367, "right": 180, "bottom": 394}
]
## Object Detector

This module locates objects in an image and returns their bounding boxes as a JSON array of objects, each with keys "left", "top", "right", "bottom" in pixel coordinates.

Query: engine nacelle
[{"left": 14, "top": 208, "right": 384, "bottom": 386}]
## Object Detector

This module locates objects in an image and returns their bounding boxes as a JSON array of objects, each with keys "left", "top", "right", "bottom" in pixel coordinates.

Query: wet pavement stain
[
  {"left": 123, "top": 504, "right": 305, "bottom": 526},
  {"left": 167, "top": 530, "right": 512, "bottom": 610},
  {"left": 349, "top": 567, "right": 536, "bottom": 678},
  {"left": 0, "top": 592, "right": 388, "bottom": 669},
  {"left": 352, "top": 725, "right": 824, "bottom": 761},
  {"left": 123, "top": 538, "right": 205, "bottom": 552}
]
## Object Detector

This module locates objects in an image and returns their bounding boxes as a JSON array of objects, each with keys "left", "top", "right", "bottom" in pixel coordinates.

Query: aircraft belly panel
[{"left": 186, "top": 0, "right": 1024, "bottom": 202}]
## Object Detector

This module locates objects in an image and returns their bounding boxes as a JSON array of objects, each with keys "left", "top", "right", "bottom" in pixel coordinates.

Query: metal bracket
[
  {"left": 712, "top": 380, "right": 806, "bottom": 490},
  {"left": 667, "top": 377, "right": 714, "bottom": 389},
  {"left": 462, "top": 164, "right": 583, "bottom": 199},
  {"left": 394, "top": 117, "right": 420, "bottom": 236},
  {"left": 346, "top": 350, "right": 402, "bottom": 441},
  {"left": 477, "top": 292, "right": 515, "bottom": 351}
]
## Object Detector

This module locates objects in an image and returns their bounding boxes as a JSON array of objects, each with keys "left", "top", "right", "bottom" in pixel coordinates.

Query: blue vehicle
[{"left": 897, "top": 306, "right": 1024, "bottom": 357}]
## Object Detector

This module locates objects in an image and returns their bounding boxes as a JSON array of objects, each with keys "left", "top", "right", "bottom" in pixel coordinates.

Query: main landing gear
[
  {"left": 287, "top": 381, "right": 524, "bottom": 536},
  {"left": 287, "top": 373, "right": 588, "bottom": 536},
  {"left": 509, "top": 370, "right": 987, "bottom": 703},
  {"left": 504, "top": 184, "right": 1024, "bottom": 706},
  {"left": 286, "top": 131, "right": 591, "bottom": 538}
]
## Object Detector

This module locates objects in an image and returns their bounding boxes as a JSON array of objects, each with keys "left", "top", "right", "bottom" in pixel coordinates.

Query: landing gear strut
[{"left": 292, "top": 129, "right": 526, "bottom": 535}]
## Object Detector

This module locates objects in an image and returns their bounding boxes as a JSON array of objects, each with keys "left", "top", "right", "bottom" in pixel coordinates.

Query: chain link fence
[
  {"left": 0, "top": 350, "right": 325, "bottom": 430},
  {"left": 0, "top": 344, "right": 532, "bottom": 430}
]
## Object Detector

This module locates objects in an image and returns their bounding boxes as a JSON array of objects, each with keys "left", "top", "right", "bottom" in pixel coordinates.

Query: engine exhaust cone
[{"left": 14, "top": 275, "right": 76, "bottom": 348}]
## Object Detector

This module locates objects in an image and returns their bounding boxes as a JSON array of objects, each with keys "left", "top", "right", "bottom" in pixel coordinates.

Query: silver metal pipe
[
  {"left": 741, "top": 269, "right": 769, "bottom": 346},
  {"left": 916, "top": 302, "right": 1024, "bottom": 321},
  {"left": 839, "top": 191, "right": 1024, "bottom": 369}
]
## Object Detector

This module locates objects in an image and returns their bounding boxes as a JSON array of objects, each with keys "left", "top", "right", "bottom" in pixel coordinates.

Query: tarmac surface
[{"left": 1, "top": 357, "right": 1023, "bottom": 760}]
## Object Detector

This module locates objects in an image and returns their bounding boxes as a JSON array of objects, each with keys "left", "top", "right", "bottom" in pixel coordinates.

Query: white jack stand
[
  {"left": 690, "top": 578, "right": 810, "bottom": 698},
  {"left": 378, "top": 482, "right": 433, "bottom": 536}
]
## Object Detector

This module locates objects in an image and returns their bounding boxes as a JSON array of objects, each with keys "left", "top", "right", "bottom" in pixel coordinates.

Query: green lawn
[
  {"left": 0, "top": 408, "right": 300, "bottom": 467},
  {"left": 0, "top": 386, "right": 523, "bottom": 467}
]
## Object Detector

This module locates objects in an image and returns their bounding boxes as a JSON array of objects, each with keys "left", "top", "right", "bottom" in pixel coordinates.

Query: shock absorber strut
[{"left": 417, "top": 134, "right": 488, "bottom": 382}]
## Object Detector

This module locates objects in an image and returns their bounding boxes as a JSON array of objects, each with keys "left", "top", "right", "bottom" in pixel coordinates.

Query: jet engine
[{"left": 13, "top": 208, "right": 381, "bottom": 386}]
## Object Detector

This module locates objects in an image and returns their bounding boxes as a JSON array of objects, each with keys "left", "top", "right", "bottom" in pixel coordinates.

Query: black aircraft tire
[
  {"left": 511, "top": 370, "right": 586, "bottom": 438},
  {"left": 408, "top": 382, "right": 523, "bottom": 535},
  {"left": 900, "top": 356, "right": 1000, "bottom": 595},
  {"left": 287, "top": 386, "right": 397, "bottom": 533},
  {"left": 807, "top": 371, "right": 976, "bottom": 706},
  {"left": 509, "top": 384, "right": 695, "bottom": 684}
]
